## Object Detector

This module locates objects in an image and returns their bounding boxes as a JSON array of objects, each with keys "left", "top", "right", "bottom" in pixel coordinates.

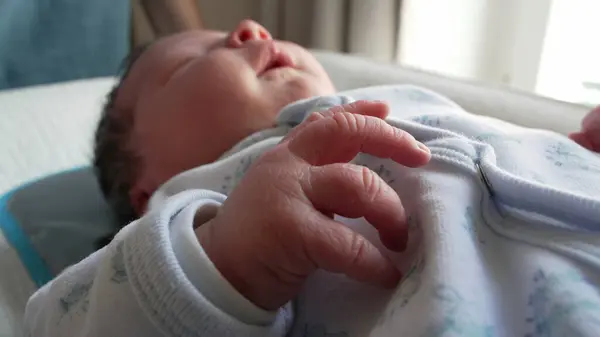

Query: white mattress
[
  {"left": 0, "top": 51, "right": 591, "bottom": 336},
  {"left": 0, "top": 77, "right": 117, "bottom": 194}
]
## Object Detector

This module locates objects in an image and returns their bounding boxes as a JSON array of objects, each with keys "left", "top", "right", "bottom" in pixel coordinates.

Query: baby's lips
[{"left": 274, "top": 47, "right": 296, "bottom": 69}]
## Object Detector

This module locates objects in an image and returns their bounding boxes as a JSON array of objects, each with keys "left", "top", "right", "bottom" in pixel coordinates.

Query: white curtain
[
  {"left": 140, "top": 0, "right": 402, "bottom": 62},
  {"left": 256, "top": 0, "right": 554, "bottom": 92},
  {"left": 256, "top": 0, "right": 401, "bottom": 62},
  {"left": 397, "top": 0, "right": 553, "bottom": 92},
  {"left": 154, "top": 0, "right": 557, "bottom": 94}
]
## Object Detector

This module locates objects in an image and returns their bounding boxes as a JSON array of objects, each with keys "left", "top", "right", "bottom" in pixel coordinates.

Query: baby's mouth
[{"left": 258, "top": 48, "right": 296, "bottom": 77}]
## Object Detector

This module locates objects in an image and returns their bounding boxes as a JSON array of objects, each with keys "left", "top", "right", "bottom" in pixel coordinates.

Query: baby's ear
[{"left": 130, "top": 185, "right": 150, "bottom": 216}]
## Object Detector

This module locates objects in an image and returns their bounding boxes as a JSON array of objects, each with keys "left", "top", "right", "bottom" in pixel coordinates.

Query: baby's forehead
[{"left": 117, "top": 30, "right": 227, "bottom": 109}]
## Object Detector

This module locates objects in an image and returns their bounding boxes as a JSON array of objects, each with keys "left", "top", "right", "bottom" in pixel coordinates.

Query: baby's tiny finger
[
  {"left": 304, "top": 163, "right": 408, "bottom": 252},
  {"left": 281, "top": 101, "right": 389, "bottom": 144},
  {"left": 289, "top": 111, "right": 431, "bottom": 167},
  {"left": 321, "top": 100, "right": 389, "bottom": 120},
  {"left": 304, "top": 213, "right": 402, "bottom": 288}
]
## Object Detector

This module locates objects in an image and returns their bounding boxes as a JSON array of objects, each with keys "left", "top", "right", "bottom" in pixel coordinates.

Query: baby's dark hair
[{"left": 93, "top": 44, "right": 150, "bottom": 229}]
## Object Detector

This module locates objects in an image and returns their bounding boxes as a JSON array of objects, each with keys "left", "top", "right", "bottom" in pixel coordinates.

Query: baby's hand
[
  {"left": 570, "top": 105, "right": 600, "bottom": 152},
  {"left": 195, "top": 101, "right": 431, "bottom": 310}
]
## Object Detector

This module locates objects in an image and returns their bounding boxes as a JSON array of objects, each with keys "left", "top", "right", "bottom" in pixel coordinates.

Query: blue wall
[{"left": 0, "top": 0, "right": 130, "bottom": 90}]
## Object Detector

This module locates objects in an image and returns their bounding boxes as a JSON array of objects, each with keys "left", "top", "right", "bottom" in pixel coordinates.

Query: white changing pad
[
  {"left": 0, "top": 51, "right": 591, "bottom": 337},
  {"left": 0, "top": 77, "right": 116, "bottom": 194}
]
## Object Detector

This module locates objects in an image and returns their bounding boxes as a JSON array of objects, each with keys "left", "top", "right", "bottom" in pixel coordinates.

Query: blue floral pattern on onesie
[
  {"left": 412, "top": 115, "right": 443, "bottom": 128},
  {"left": 59, "top": 280, "right": 93, "bottom": 316},
  {"left": 423, "top": 285, "right": 495, "bottom": 337},
  {"left": 525, "top": 269, "right": 600, "bottom": 337},
  {"left": 110, "top": 241, "right": 128, "bottom": 284},
  {"left": 462, "top": 206, "right": 485, "bottom": 244},
  {"left": 545, "top": 141, "right": 600, "bottom": 173},
  {"left": 220, "top": 154, "right": 260, "bottom": 194}
]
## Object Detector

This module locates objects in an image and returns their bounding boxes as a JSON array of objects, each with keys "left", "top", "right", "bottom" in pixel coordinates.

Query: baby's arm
[{"left": 24, "top": 190, "right": 290, "bottom": 337}]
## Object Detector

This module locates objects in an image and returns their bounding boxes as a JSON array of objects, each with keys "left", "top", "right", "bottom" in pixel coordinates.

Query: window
[{"left": 536, "top": 0, "right": 600, "bottom": 106}]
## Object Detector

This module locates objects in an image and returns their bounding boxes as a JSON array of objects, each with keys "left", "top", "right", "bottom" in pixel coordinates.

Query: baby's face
[{"left": 118, "top": 20, "right": 335, "bottom": 213}]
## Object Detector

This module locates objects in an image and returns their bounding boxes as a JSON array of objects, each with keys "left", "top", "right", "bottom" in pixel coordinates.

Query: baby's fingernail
[{"left": 417, "top": 142, "right": 430, "bottom": 154}]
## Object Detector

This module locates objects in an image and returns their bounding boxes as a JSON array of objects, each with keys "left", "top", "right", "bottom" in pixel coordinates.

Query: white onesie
[{"left": 25, "top": 85, "right": 600, "bottom": 337}]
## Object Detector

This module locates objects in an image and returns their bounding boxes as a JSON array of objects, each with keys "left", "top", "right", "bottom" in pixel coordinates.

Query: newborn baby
[{"left": 25, "top": 20, "right": 600, "bottom": 337}]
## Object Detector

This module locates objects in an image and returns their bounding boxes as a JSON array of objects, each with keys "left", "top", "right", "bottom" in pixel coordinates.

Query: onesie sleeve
[{"left": 24, "top": 190, "right": 293, "bottom": 337}]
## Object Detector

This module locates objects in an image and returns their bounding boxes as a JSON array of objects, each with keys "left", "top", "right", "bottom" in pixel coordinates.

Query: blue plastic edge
[{"left": 0, "top": 166, "right": 88, "bottom": 287}]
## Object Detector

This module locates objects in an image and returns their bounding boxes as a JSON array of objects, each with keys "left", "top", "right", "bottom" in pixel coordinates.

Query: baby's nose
[{"left": 227, "top": 19, "right": 272, "bottom": 47}]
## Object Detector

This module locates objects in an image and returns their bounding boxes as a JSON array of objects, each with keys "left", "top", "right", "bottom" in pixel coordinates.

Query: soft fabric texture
[
  {"left": 0, "top": 0, "right": 129, "bottom": 90},
  {"left": 24, "top": 85, "right": 600, "bottom": 337}
]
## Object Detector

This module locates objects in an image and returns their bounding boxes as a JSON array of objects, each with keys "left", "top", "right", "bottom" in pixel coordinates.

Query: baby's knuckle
[
  {"left": 348, "top": 232, "right": 368, "bottom": 266},
  {"left": 371, "top": 118, "right": 403, "bottom": 139},
  {"left": 332, "top": 111, "right": 364, "bottom": 134},
  {"left": 392, "top": 125, "right": 408, "bottom": 141},
  {"left": 359, "top": 166, "right": 382, "bottom": 202},
  {"left": 323, "top": 104, "right": 344, "bottom": 115}
]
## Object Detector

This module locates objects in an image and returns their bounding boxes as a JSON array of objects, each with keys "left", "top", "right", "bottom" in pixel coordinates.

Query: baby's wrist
[
  {"left": 194, "top": 219, "right": 264, "bottom": 307},
  {"left": 194, "top": 217, "right": 291, "bottom": 311},
  {"left": 188, "top": 214, "right": 278, "bottom": 324}
]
